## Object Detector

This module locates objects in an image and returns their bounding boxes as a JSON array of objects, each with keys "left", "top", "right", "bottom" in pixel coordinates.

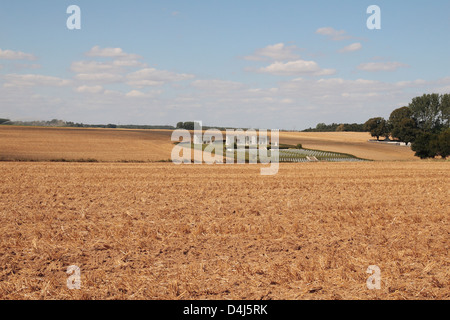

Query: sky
[{"left": 1, "top": 0, "right": 450, "bottom": 130}]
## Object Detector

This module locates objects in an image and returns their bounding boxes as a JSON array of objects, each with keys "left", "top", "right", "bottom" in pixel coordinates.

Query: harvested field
[
  {"left": 0, "top": 126, "right": 416, "bottom": 163},
  {"left": 0, "top": 126, "right": 174, "bottom": 162},
  {"left": 0, "top": 161, "right": 448, "bottom": 300},
  {"left": 279, "top": 132, "right": 417, "bottom": 161}
]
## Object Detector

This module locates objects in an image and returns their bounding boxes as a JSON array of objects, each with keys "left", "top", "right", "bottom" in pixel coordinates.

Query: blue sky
[{"left": 1, "top": 0, "right": 450, "bottom": 129}]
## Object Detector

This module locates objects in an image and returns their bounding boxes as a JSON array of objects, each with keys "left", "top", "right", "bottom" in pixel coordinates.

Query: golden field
[
  {"left": 0, "top": 126, "right": 174, "bottom": 162},
  {"left": 0, "top": 161, "right": 448, "bottom": 300},
  {"left": 279, "top": 132, "right": 417, "bottom": 161},
  {"left": 0, "top": 126, "right": 417, "bottom": 162}
]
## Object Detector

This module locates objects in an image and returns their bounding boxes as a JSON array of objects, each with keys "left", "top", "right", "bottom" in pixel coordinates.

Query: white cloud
[
  {"left": 74, "top": 73, "right": 124, "bottom": 83},
  {"left": 71, "top": 61, "right": 122, "bottom": 74},
  {"left": 71, "top": 47, "right": 146, "bottom": 77},
  {"left": 126, "top": 90, "right": 147, "bottom": 97},
  {"left": 338, "top": 42, "right": 362, "bottom": 53},
  {"left": 255, "top": 60, "right": 336, "bottom": 76},
  {"left": 357, "top": 61, "right": 409, "bottom": 72},
  {"left": 3, "top": 74, "right": 72, "bottom": 87},
  {"left": 125, "top": 89, "right": 162, "bottom": 98},
  {"left": 313, "top": 68, "right": 338, "bottom": 76},
  {"left": 191, "top": 79, "right": 245, "bottom": 91},
  {"left": 86, "top": 46, "right": 142, "bottom": 60},
  {"left": 244, "top": 43, "right": 301, "bottom": 61},
  {"left": 316, "top": 27, "right": 352, "bottom": 41},
  {"left": 280, "top": 98, "right": 294, "bottom": 104},
  {"left": 395, "top": 79, "right": 427, "bottom": 87},
  {"left": 126, "top": 68, "right": 194, "bottom": 87},
  {"left": 75, "top": 85, "right": 104, "bottom": 94},
  {"left": 112, "top": 59, "right": 146, "bottom": 68},
  {"left": 0, "top": 49, "right": 36, "bottom": 60}
]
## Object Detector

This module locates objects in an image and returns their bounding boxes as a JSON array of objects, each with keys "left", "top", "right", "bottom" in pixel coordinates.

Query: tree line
[
  {"left": 302, "top": 123, "right": 366, "bottom": 132},
  {"left": 176, "top": 121, "right": 250, "bottom": 131},
  {"left": 364, "top": 93, "right": 449, "bottom": 159},
  {"left": 0, "top": 118, "right": 175, "bottom": 130}
]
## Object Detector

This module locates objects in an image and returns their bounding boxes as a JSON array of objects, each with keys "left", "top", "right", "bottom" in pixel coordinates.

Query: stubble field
[
  {"left": 0, "top": 126, "right": 174, "bottom": 162},
  {"left": 0, "top": 161, "right": 448, "bottom": 300},
  {"left": 279, "top": 132, "right": 417, "bottom": 161},
  {"left": 0, "top": 126, "right": 417, "bottom": 162}
]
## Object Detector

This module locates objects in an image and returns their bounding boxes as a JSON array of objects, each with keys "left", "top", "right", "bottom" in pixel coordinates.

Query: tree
[
  {"left": 411, "top": 132, "right": 439, "bottom": 159},
  {"left": 391, "top": 118, "right": 418, "bottom": 144},
  {"left": 364, "top": 117, "right": 390, "bottom": 141},
  {"left": 176, "top": 122, "right": 184, "bottom": 129},
  {"left": 409, "top": 93, "right": 443, "bottom": 133},
  {"left": 389, "top": 106, "right": 417, "bottom": 143},
  {"left": 389, "top": 106, "right": 412, "bottom": 127},
  {"left": 0, "top": 118, "right": 11, "bottom": 125},
  {"left": 440, "top": 93, "right": 450, "bottom": 129},
  {"left": 315, "top": 123, "right": 328, "bottom": 131},
  {"left": 437, "top": 128, "right": 450, "bottom": 159}
]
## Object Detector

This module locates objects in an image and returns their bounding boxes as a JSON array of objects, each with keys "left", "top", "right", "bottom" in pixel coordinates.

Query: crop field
[
  {"left": 1, "top": 126, "right": 417, "bottom": 163},
  {"left": 279, "top": 132, "right": 417, "bottom": 161},
  {"left": 0, "top": 161, "right": 448, "bottom": 300},
  {"left": 0, "top": 126, "right": 174, "bottom": 162}
]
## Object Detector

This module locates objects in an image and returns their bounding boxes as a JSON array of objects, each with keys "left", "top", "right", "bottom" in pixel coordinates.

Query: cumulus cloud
[
  {"left": 75, "top": 85, "right": 104, "bottom": 94},
  {"left": 338, "top": 42, "right": 362, "bottom": 53},
  {"left": 71, "top": 60, "right": 122, "bottom": 74},
  {"left": 125, "top": 89, "right": 162, "bottom": 98},
  {"left": 0, "top": 48, "right": 36, "bottom": 60},
  {"left": 74, "top": 73, "right": 124, "bottom": 83},
  {"left": 191, "top": 79, "right": 245, "bottom": 91},
  {"left": 3, "top": 74, "right": 72, "bottom": 87},
  {"left": 244, "top": 43, "right": 301, "bottom": 61},
  {"left": 86, "top": 46, "right": 142, "bottom": 60},
  {"left": 112, "top": 59, "right": 146, "bottom": 68},
  {"left": 316, "top": 27, "right": 352, "bottom": 41},
  {"left": 255, "top": 60, "right": 336, "bottom": 76},
  {"left": 357, "top": 61, "right": 409, "bottom": 72},
  {"left": 71, "top": 46, "right": 147, "bottom": 82},
  {"left": 126, "top": 68, "right": 194, "bottom": 87}
]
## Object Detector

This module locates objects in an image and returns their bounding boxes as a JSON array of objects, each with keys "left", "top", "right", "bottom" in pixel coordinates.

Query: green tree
[
  {"left": 391, "top": 118, "right": 418, "bottom": 144},
  {"left": 389, "top": 106, "right": 412, "bottom": 127},
  {"left": 389, "top": 106, "right": 417, "bottom": 143},
  {"left": 440, "top": 93, "right": 450, "bottom": 128},
  {"left": 182, "top": 122, "right": 196, "bottom": 130},
  {"left": 437, "top": 128, "right": 450, "bottom": 159},
  {"left": 0, "top": 118, "right": 11, "bottom": 125},
  {"left": 411, "top": 132, "right": 439, "bottom": 159},
  {"left": 408, "top": 93, "right": 443, "bottom": 133},
  {"left": 364, "top": 117, "right": 390, "bottom": 141}
]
